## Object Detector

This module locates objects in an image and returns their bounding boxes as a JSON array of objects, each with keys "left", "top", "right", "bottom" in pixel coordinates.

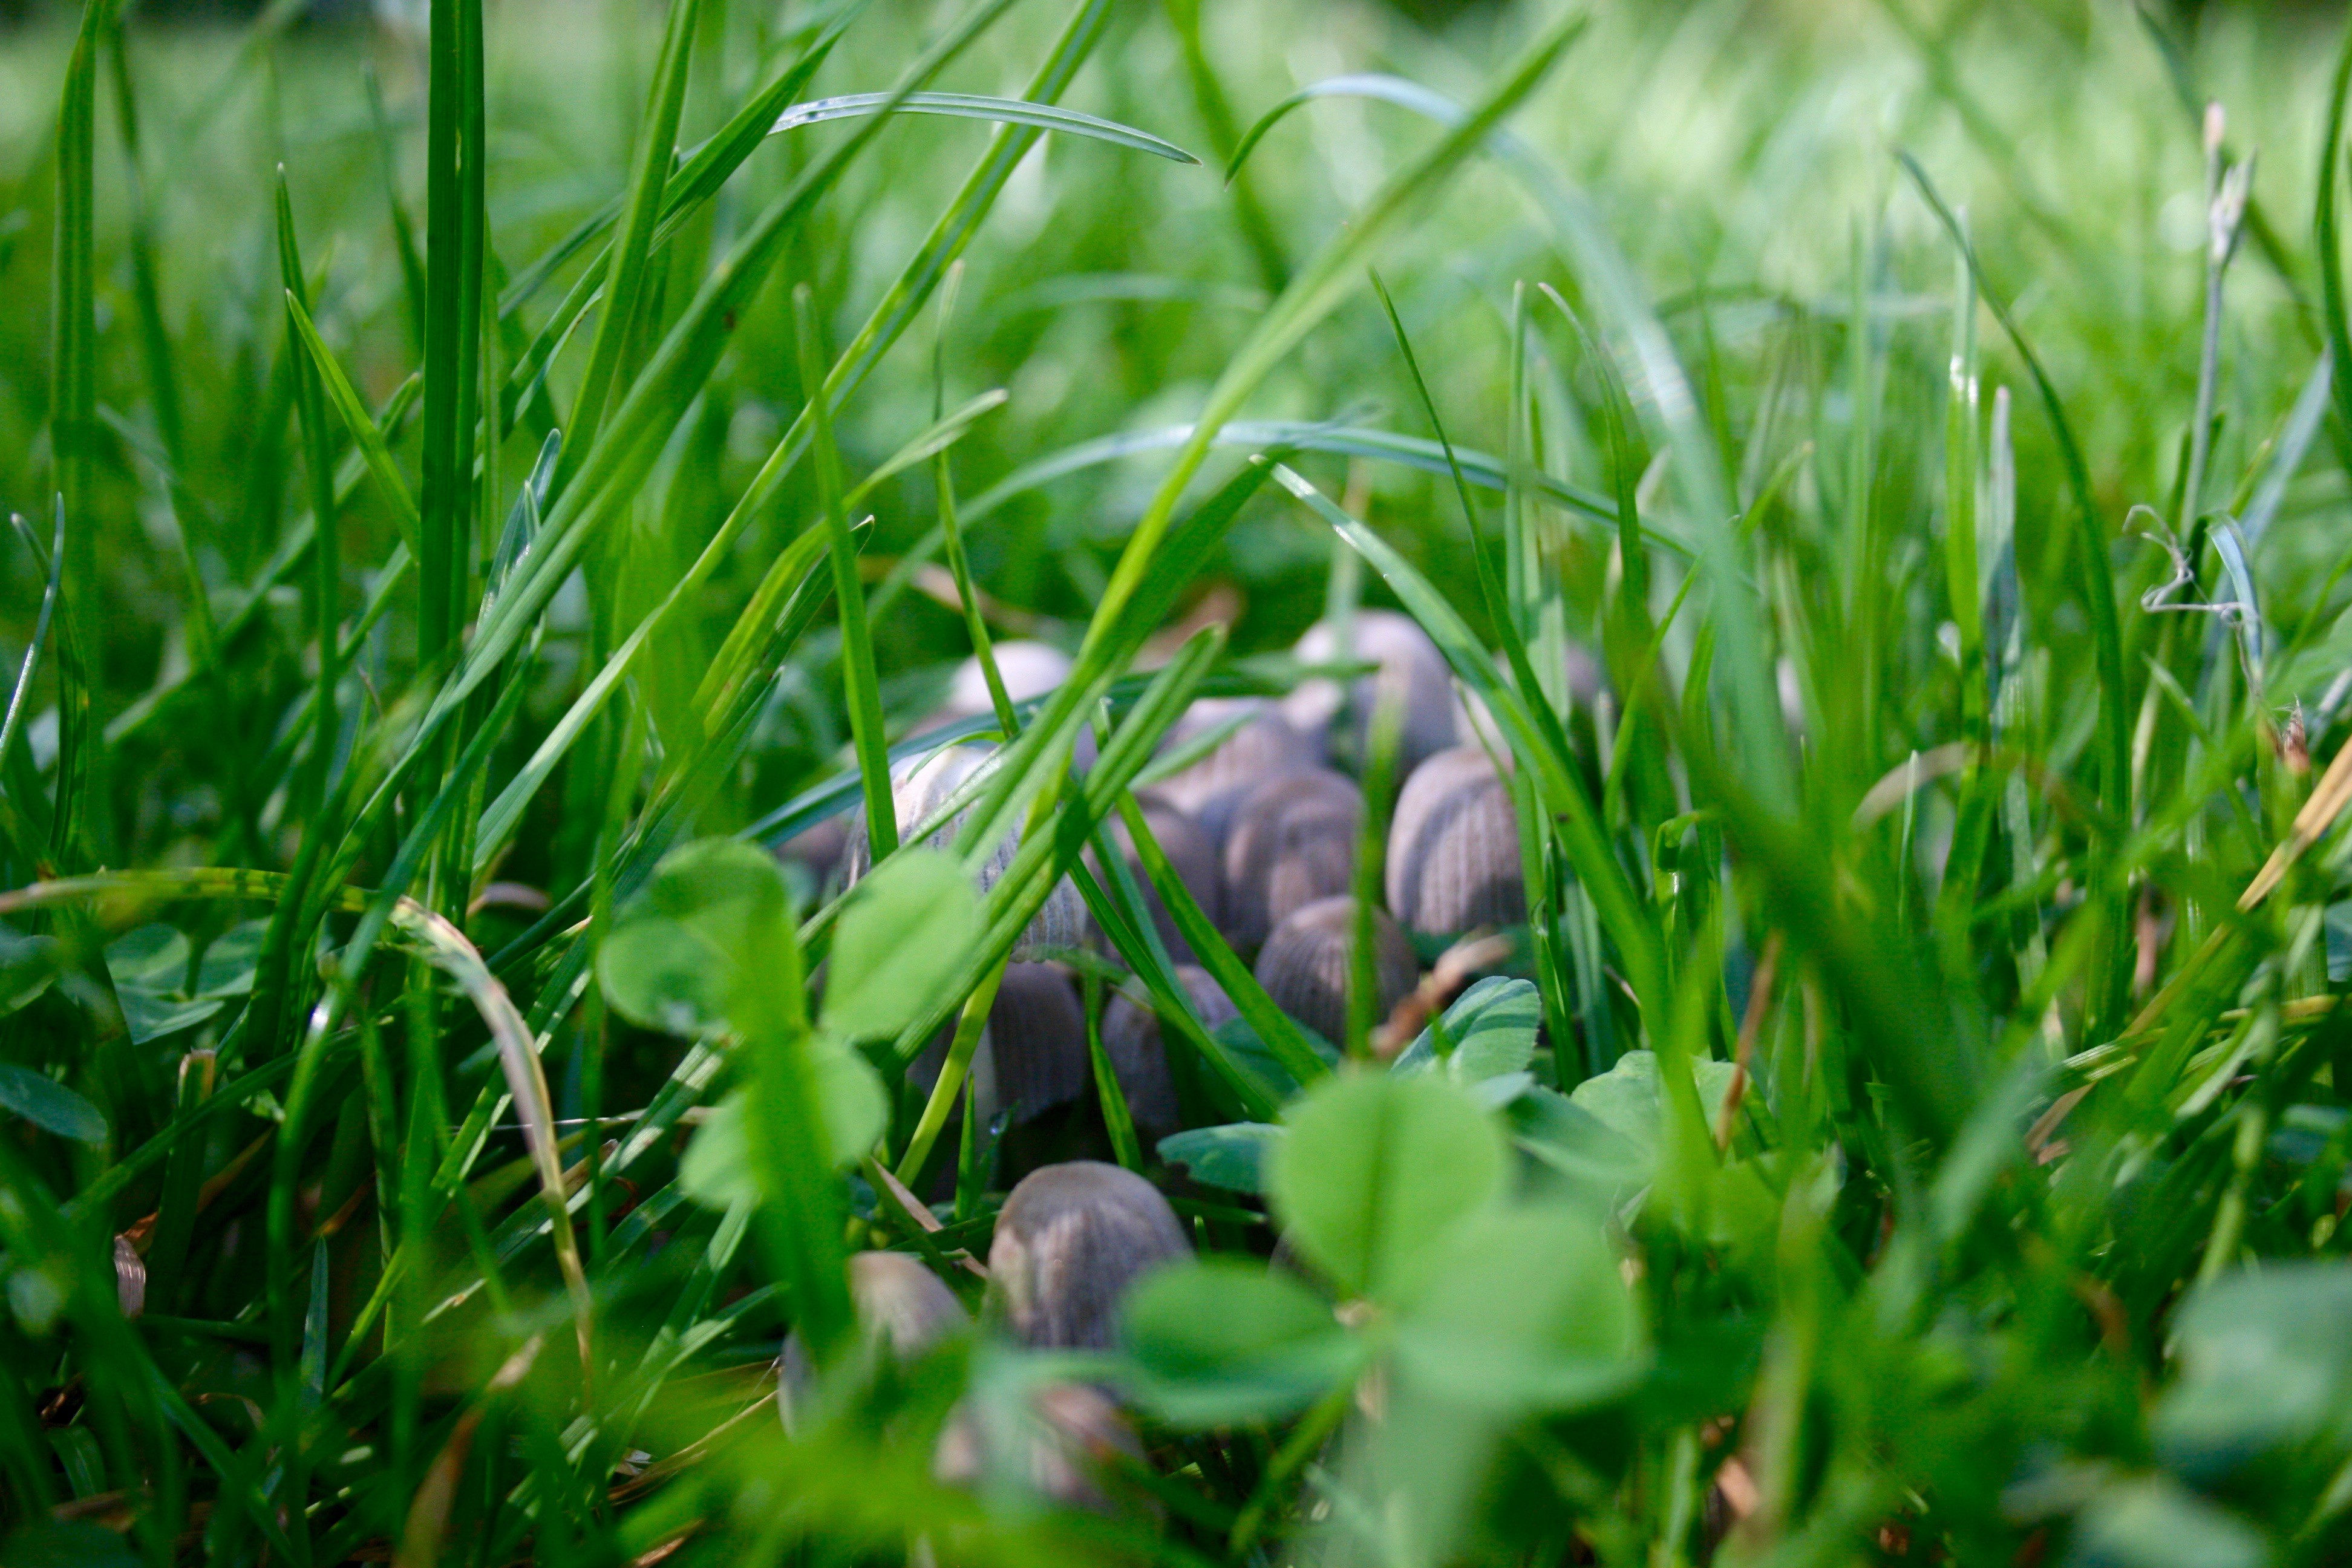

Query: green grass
[{"left": 6, "top": 0, "right": 2352, "bottom": 1561}]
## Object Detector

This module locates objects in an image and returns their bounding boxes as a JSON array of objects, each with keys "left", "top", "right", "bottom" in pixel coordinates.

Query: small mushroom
[
  {"left": 1149, "top": 698, "right": 1323, "bottom": 844},
  {"left": 934, "top": 1380, "right": 1154, "bottom": 1518},
  {"left": 774, "top": 814, "right": 851, "bottom": 893},
  {"left": 1220, "top": 769, "right": 1362, "bottom": 953},
  {"left": 912, "top": 963, "right": 1091, "bottom": 1131},
  {"left": 843, "top": 743, "right": 1087, "bottom": 959},
  {"left": 780, "top": 1250, "right": 969, "bottom": 1430},
  {"left": 1093, "top": 790, "right": 1223, "bottom": 961},
  {"left": 1101, "top": 965, "right": 1238, "bottom": 1140},
  {"left": 1386, "top": 746, "right": 1525, "bottom": 936},
  {"left": 989, "top": 1161, "right": 1190, "bottom": 1351},
  {"left": 1282, "top": 609, "right": 1458, "bottom": 775},
  {"left": 1253, "top": 896, "right": 1419, "bottom": 1048},
  {"left": 946, "top": 640, "right": 1071, "bottom": 718}
]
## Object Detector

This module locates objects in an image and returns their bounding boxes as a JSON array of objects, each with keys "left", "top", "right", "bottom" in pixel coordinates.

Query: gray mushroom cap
[
  {"left": 1282, "top": 609, "right": 1459, "bottom": 776},
  {"left": 1386, "top": 746, "right": 1526, "bottom": 936},
  {"left": 1252, "top": 895, "right": 1419, "bottom": 1049},
  {"left": 989, "top": 1161, "right": 1191, "bottom": 1351},
  {"left": 910, "top": 962, "right": 1089, "bottom": 1130},
  {"left": 1149, "top": 697, "right": 1323, "bottom": 844},
  {"left": 1094, "top": 789, "right": 1223, "bottom": 961},
  {"left": 780, "top": 1251, "right": 970, "bottom": 1431},
  {"left": 841, "top": 742, "right": 1088, "bottom": 959},
  {"left": 1220, "top": 768, "right": 1362, "bottom": 953},
  {"left": 1102, "top": 964, "right": 1238, "bottom": 1140},
  {"left": 933, "top": 1379, "right": 1154, "bottom": 1518}
]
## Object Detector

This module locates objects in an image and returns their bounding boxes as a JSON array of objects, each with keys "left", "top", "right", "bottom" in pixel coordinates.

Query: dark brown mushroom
[
  {"left": 1101, "top": 965, "right": 1238, "bottom": 1140},
  {"left": 1252, "top": 895, "right": 1419, "bottom": 1048},
  {"left": 1283, "top": 609, "right": 1459, "bottom": 775},
  {"left": 1386, "top": 746, "right": 1526, "bottom": 936},
  {"left": 988, "top": 1160, "right": 1190, "bottom": 1351},
  {"left": 1220, "top": 769, "right": 1362, "bottom": 953}
]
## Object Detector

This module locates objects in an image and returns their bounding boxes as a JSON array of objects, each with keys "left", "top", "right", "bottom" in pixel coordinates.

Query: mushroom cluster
[{"left": 789, "top": 609, "right": 1586, "bottom": 1178}]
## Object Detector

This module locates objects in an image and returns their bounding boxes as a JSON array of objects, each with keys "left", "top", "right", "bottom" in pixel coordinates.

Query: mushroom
[
  {"left": 1148, "top": 698, "right": 1322, "bottom": 844},
  {"left": 1386, "top": 746, "right": 1526, "bottom": 936},
  {"left": 911, "top": 963, "right": 1091, "bottom": 1131},
  {"left": 1220, "top": 769, "right": 1362, "bottom": 953},
  {"left": 780, "top": 1250, "right": 969, "bottom": 1430},
  {"left": 933, "top": 1380, "right": 1154, "bottom": 1518},
  {"left": 1093, "top": 790, "right": 1223, "bottom": 961},
  {"left": 842, "top": 743, "right": 1087, "bottom": 959},
  {"left": 988, "top": 1161, "right": 1190, "bottom": 1351},
  {"left": 774, "top": 813, "right": 851, "bottom": 894},
  {"left": 1252, "top": 896, "right": 1418, "bottom": 1048},
  {"left": 944, "top": 640, "right": 1071, "bottom": 719},
  {"left": 1282, "top": 609, "right": 1458, "bottom": 775},
  {"left": 1101, "top": 965, "right": 1237, "bottom": 1140}
]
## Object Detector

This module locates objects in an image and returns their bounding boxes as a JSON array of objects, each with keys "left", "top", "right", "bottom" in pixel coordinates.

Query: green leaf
[
  {"left": 0, "top": 1064, "right": 107, "bottom": 1145},
  {"left": 1272, "top": 1071, "right": 1506, "bottom": 1299},
  {"left": 194, "top": 918, "right": 268, "bottom": 998},
  {"left": 104, "top": 923, "right": 187, "bottom": 991},
  {"left": 2067, "top": 1477, "right": 2267, "bottom": 1568},
  {"left": 822, "top": 848, "right": 984, "bottom": 1044},
  {"left": 599, "top": 839, "right": 797, "bottom": 1038},
  {"left": 1390, "top": 1203, "right": 1644, "bottom": 1413},
  {"left": 1122, "top": 1258, "right": 1359, "bottom": 1427},
  {"left": 1508, "top": 1086, "right": 1655, "bottom": 1204},
  {"left": 1390, "top": 976, "right": 1540, "bottom": 1085},
  {"left": 1210, "top": 1012, "right": 1334, "bottom": 1102},
  {"left": 2156, "top": 1263, "right": 2352, "bottom": 1474},
  {"left": 117, "top": 993, "right": 224, "bottom": 1047},
  {"left": 0, "top": 926, "right": 62, "bottom": 1017},
  {"left": 771, "top": 92, "right": 1198, "bottom": 164},
  {"left": 1157, "top": 1122, "right": 1282, "bottom": 1194},
  {"left": 1567, "top": 1049, "right": 1739, "bottom": 1168}
]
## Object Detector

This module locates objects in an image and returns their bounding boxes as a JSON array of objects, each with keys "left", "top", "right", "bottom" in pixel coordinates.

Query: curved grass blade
[
  {"left": 771, "top": 91, "right": 1198, "bottom": 163},
  {"left": 283, "top": 290, "right": 424, "bottom": 555}
]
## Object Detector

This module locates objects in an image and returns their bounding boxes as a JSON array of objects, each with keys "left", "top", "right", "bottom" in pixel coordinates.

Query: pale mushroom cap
[
  {"left": 780, "top": 1251, "right": 970, "bottom": 1429},
  {"left": 1102, "top": 965, "right": 1238, "bottom": 1138},
  {"left": 1282, "top": 609, "right": 1459, "bottom": 774},
  {"left": 933, "top": 1379, "right": 1153, "bottom": 1517},
  {"left": 1149, "top": 698, "right": 1323, "bottom": 844},
  {"left": 842, "top": 743, "right": 1088, "bottom": 959},
  {"left": 1220, "top": 768, "right": 1362, "bottom": 953},
  {"left": 989, "top": 1161, "right": 1191, "bottom": 1351},
  {"left": 946, "top": 640, "right": 1072, "bottom": 717},
  {"left": 1386, "top": 746, "right": 1526, "bottom": 935},
  {"left": 1252, "top": 895, "right": 1419, "bottom": 1048},
  {"left": 910, "top": 962, "right": 1089, "bottom": 1129}
]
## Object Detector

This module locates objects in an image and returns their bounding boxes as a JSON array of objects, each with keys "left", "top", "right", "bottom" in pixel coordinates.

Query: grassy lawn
[{"left": 2, "top": 0, "right": 2351, "bottom": 1563}]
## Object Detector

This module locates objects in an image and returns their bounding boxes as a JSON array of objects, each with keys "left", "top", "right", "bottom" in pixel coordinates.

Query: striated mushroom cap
[
  {"left": 1282, "top": 609, "right": 1458, "bottom": 775},
  {"left": 842, "top": 743, "right": 1087, "bottom": 959},
  {"left": 934, "top": 1380, "right": 1155, "bottom": 1518},
  {"left": 1386, "top": 746, "right": 1526, "bottom": 936},
  {"left": 1093, "top": 790, "right": 1223, "bottom": 961},
  {"left": 780, "top": 1251, "right": 969, "bottom": 1429},
  {"left": 1149, "top": 698, "right": 1323, "bottom": 844},
  {"left": 1220, "top": 769, "right": 1362, "bottom": 953},
  {"left": 1102, "top": 965, "right": 1238, "bottom": 1140},
  {"left": 1253, "top": 896, "right": 1419, "bottom": 1049},
  {"left": 989, "top": 1161, "right": 1190, "bottom": 1351},
  {"left": 911, "top": 962, "right": 1090, "bottom": 1130}
]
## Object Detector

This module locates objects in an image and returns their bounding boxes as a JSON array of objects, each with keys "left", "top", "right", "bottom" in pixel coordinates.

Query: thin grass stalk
[{"left": 795, "top": 286, "right": 897, "bottom": 862}]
